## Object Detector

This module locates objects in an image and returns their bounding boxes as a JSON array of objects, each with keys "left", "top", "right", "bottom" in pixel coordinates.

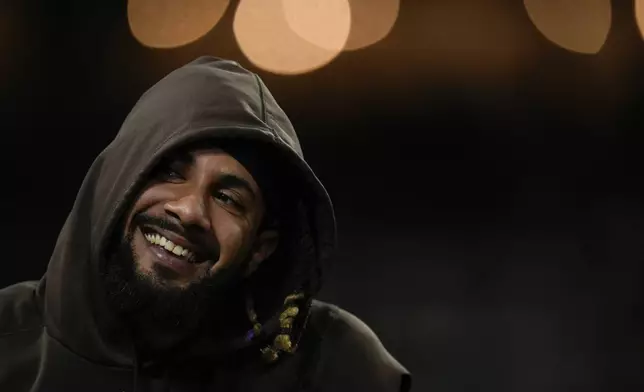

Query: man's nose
[{"left": 164, "top": 193, "right": 211, "bottom": 231}]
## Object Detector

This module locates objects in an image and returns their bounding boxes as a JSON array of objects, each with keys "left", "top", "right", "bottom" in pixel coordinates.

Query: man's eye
[
  {"left": 214, "top": 191, "right": 242, "bottom": 208},
  {"left": 165, "top": 169, "right": 183, "bottom": 180},
  {"left": 155, "top": 165, "right": 184, "bottom": 182}
]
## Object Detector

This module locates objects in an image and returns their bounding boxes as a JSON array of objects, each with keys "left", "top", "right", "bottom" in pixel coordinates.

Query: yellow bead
[
  {"left": 261, "top": 347, "right": 279, "bottom": 363},
  {"left": 284, "top": 293, "right": 304, "bottom": 304},
  {"left": 274, "top": 334, "right": 292, "bottom": 351},
  {"left": 280, "top": 317, "right": 294, "bottom": 329},
  {"left": 253, "top": 323, "right": 262, "bottom": 335},
  {"left": 280, "top": 306, "right": 299, "bottom": 320}
]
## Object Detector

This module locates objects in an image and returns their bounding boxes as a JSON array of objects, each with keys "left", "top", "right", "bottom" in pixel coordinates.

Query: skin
[{"left": 124, "top": 147, "right": 279, "bottom": 291}]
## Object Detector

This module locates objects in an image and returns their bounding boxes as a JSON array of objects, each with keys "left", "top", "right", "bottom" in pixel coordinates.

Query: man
[{"left": 0, "top": 57, "right": 411, "bottom": 391}]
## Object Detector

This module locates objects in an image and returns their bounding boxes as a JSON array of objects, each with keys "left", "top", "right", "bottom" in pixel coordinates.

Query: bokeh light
[
  {"left": 344, "top": 0, "right": 400, "bottom": 51},
  {"left": 283, "top": 0, "right": 351, "bottom": 52},
  {"left": 233, "top": 0, "right": 348, "bottom": 75},
  {"left": 128, "top": 0, "right": 230, "bottom": 49},
  {"left": 635, "top": 0, "right": 644, "bottom": 41},
  {"left": 408, "top": 1, "right": 527, "bottom": 82},
  {"left": 524, "top": 0, "right": 611, "bottom": 54}
]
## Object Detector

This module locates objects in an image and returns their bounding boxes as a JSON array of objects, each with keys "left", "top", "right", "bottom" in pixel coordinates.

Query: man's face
[{"left": 123, "top": 147, "right": 279, "bottom": 290}]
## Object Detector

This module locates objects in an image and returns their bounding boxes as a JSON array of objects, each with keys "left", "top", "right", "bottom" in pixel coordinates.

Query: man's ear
[{"left": 244, "top": 229, "right": 279, "bottom": 277}]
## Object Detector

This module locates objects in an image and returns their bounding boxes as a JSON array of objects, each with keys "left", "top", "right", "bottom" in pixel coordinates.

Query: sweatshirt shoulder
[
  {"left": 0, "top": 281, "right": 44, "bottom": 336},
  {"left": 308, "top": 300, "right": 412, "bottom": 392}
]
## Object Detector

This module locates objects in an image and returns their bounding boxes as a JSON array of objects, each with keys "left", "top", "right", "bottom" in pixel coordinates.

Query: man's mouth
[{"left": 141, "top": 229, "right": 198, "bottom": 263}]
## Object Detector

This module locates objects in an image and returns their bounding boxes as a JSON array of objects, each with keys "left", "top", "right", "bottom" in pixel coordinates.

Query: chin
[
  {"left": 104, "top": 230, "right": 228, "bottom": 327},
  {"left": 133, "top": 258, "right": 199, "bottom": 292}
]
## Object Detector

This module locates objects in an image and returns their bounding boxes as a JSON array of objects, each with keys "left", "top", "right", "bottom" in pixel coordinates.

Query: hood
[{"left": 39, "top": 56, "right": 336, "bottom": 366}]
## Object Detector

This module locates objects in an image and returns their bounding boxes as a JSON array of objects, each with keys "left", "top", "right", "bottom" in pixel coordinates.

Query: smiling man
[{"left": 0, "top": 57, "right": 411, "bottom": 392}]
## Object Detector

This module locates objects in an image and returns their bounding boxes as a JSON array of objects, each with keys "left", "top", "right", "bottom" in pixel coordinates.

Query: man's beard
[{"left": 101, "top": 225, "right": 247, "bottom": 344}]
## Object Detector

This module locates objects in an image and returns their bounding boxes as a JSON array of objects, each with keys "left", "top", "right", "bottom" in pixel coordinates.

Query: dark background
[{"left": 2, "top": 0, "right": 644, "bottom": 391}]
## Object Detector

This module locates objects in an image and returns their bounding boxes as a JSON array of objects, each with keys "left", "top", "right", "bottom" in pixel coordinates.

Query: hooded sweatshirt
[{"left": 0, "top": 57, "right": 411, "bottom": 392}]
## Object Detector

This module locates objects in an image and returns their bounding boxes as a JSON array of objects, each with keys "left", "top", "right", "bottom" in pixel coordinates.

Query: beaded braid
[
  {"left": 245, "top": 197, "right": 321, "bottom": 364},
  {"left": 246, "top": 291, "right": 312, "bottom": 363}
]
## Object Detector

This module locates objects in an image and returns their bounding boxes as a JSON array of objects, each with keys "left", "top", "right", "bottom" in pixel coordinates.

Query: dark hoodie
[{"left": 0, "top": 57, "right": 411, "bottom": 392}]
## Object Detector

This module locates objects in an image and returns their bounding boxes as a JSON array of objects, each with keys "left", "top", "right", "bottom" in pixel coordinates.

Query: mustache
[
  {"left": 133, "top": 213, "right": 185, "bottom": 234},
  {"left": 132, "top": 213, "right": 219, "bottom": 260}
]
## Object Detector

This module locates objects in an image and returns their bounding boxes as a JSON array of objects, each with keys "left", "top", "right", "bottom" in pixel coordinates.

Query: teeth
[
  {"left": 172, "top": 245, "right": 183, "bottom": 256},
  {"left": 143, "top": 232, "right": 195, "bottom": 261},
  {"left": 164, "top": 240, "right": 175, "bottom": 252}
]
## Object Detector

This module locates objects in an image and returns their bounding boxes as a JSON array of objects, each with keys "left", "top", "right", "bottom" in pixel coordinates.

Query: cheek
[
  {"left": 134, "top": 185, "right": 170, "bottom": 211},
  {"left": 209, "top": 208, "right": 255, "bottom": 267},
  {"left": 125, "top": 186, "right": 169, "bottom": 228}
]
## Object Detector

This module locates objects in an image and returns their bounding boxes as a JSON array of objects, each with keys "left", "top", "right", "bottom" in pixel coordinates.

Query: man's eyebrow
[
  {"left": 156, "top": 151, "right": 194, "bottom": 168},
  {"left": 217, "top": 173, "right": 256, "bottom": 200}
]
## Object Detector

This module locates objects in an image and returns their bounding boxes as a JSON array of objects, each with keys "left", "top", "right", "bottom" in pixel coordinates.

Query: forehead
[{"left": 162, "top": 145, "right": 259, "bottom": 187}]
